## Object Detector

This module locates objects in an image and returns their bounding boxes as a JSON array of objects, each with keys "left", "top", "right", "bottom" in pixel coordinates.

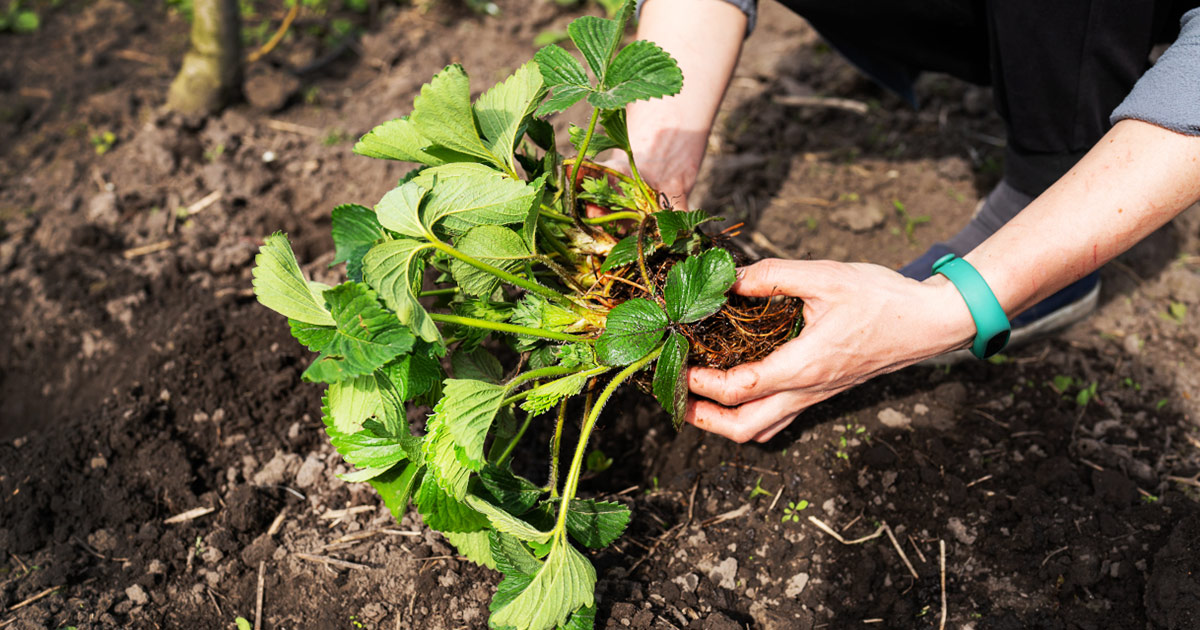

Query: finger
[
  {"left": 687, "top": 346, "right": 798, "bottom": 406},
  {"left": 731, "top": 259, "right": 844, "bottom": 299},
  {"left": 684, "top": 393, "right": 799, "bottom": 443},
  {"left": 752, "top": 414, "right": 798, "bottom": 443}
]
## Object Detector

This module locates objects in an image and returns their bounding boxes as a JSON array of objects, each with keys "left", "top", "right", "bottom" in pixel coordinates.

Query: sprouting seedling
[
  {"left": 782, "top": 500, "right": 809, "bottom": 523},
  {"left": 748, "top": 476, "right": 771, "bottom": 500}
]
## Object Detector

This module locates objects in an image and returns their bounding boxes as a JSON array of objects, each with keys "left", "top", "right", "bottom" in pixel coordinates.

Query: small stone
[
  {"left": 673, "top": 573, "right": 699, "bottom": 593},
  {"left": 90, "top": 454, "right": 108, "bottom": 469},
  {"left": 148, "top": 559, "right": 166, "bottom": 575},
  {"left": 126, "top": 584, "right": 148, "bottom": 606},
  {"left": 708, "top": 557, "right": 738, "bottom": 590},
  {"left": 294, "top": 454, "right": 325, "bottom": 489},
  {"left": 947, "top": 517, "right": 977, "bottom": 545},
  {"left": 785, "top": 572, "right": 810, "bottom": 597},
  {"left": 877, "top": 407, "right": 911, "bottom": 429},
  {"left": 913, "top": 403, "right": 929, "bottom": 415},
  {"left": 87, "top": 191, "right": 119, "bottom": 225},
  {"left": 253, "top": 452, "right": 301, "bottom": 486},
  {"left": 830, "top": 201, "right": 886, "bottom": 232},
  {"left": 1123, "top": 334, "right": 1143, "bottom": 355}
]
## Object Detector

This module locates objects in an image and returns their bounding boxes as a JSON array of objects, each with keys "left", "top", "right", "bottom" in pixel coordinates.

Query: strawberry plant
[{"left": 251, "top": 3, "right": 800, "bottom": 627}]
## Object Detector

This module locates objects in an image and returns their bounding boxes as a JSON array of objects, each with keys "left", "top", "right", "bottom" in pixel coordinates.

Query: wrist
[{"left": 920, "top": 274, "right": 978, "bottom": 355}]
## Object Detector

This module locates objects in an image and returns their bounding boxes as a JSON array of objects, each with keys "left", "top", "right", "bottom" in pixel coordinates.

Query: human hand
[{"left": 684, "top": 259, "right": 976, "bottom": 442}]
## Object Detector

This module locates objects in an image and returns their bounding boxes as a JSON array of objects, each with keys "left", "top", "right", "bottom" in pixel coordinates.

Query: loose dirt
[{"left": 2, "top": 1, "right": 1199, "bottom": 628}]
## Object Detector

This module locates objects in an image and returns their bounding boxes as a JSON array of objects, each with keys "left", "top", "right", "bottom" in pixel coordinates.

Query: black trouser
[{"left": 777, "top": 0, "right": 1198, "bottom": 196}]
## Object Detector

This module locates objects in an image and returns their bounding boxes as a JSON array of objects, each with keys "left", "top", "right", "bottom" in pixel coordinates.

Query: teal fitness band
[{"left": 931, "top": 254, "right": 1011, "bottom": 359}]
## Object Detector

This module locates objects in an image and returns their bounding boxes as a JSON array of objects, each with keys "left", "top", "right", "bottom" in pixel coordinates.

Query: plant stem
[
  {"left": 428, "top": 313, "right": 593, "bottom": 343},
  {"left": 624, "top": 151, "right": 657, "bottom": 209},
  {"left": 636, "top": 215, "right": 655, "bottom": 296},
  {"left": 554, "top": 344, "right": 664, "bottom": 532},
  {"left": 562, "top": 158, "right": 636, "bottom": 185},
  {"left": 495, "top": 412, "right": 533, "bottom": 468},
  {"left": 418, "top": 288, "right": 459, "bottom": 298},
  {"left": 542, "top": 208, "right": 641, "bottom": 225},
  {"left": 569, "top": 109, "right": 602, "bottom": 208},
  {"left": 548, "top": 398, "right": 568, "bottom": 499},
  {"left": 426, "top": 239, "right": 582, "bottom": 313},
  {"left": 505, "top": 365, "right": 585, "bottom": 392}
]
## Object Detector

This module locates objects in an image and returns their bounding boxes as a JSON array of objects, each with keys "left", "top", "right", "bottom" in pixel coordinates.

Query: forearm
[
  {"left": 623, "top": 0, "right": 746, "bottom": 199},
  {"left": 964, "top": 119, "right": 1200, "bottom": 317}
]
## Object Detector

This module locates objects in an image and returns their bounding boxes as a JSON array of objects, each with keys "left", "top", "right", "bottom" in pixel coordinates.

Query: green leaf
[
  {"left": 302, "top": 354, "right": 352, "bottom": 383},
  {"left": 598, "top": 232, "right": 657, "bottom": 273},
  {"left": 466, "top": 495, "right": 553, "bottom": 544},
  {"left": 432, "top": 379, "right": 508, "bottom": 472},
  {"left": 595, "top": 298, "right": 668, "bottom": 365},
  {"left": 338, "top": 465, "right": 393, "bottom": 483},
  {"left": 479, "top": 465, "right": 544, "bottom": 514},
  {"left": 411, "top": 163, "right": 542, "bottom": 235},
  {"left": 492, "top": 573, "right": 536, "bottom": 624},
  {"left": 564, "top": 500, "right": 631, "bottom": 548},
  {"left": 525, "top": 118, "right": 556, "bottom": 151},
  {"left": 511, "top": 295, "right": 578, "bottom": 332},
  {"left": 353, "top": 116, "right": 477, "bottom": 166},
  {"left": 322, "top": 375, "right": 383, "bottom": 434},
  {"left": 362, "top": 237, "right": 441, "bottom": 343},
  {"left": 531, "top": 45, "right": 590, "bottom": 117},
  {"left": 446, "top": 299, "right": 513, "bottom": 350},
  {"left": 379, "top": 346, "right": 443, "bottom": 403},
  {"left": 568, "top": 124, "right": 620, "bottom": 158},
  {"left": 451, "top": 226, "right": 535, "bottom": 297},
  {"left": 414, "top": 471, "right": 488, "bottom": 532},
  {"left": 375, "top": 181, "right": 429, "bottom": 239},
  {"left": 567, "top": 15, "right": 623, "bottom": 82},
  {"left": 521, "top": 372, "right": 589, "bottom": 417},
  {"left": 369, "top": 462, "right": 422, "bottom": 519},
  {"left": 489, "top": 537, "right": 596, "bottom": 630},
  {"left": 474, "top": 62, "right": 545, "bottom": 173},
  {"left": 331, "top": 204, "right": 386, "bottom": 266},
  {"left": 445, "top": 530, "right": 497, "bottom": 569},
  {"left": 655, "top": 209, "right": 718, "bottom": 247},
  {"left": 410, "top": 65, "right": 501, "bottom": 167},
  {"left": 562, "top": 606, "right": 597, "bottom": 630},
  {"left": 326, "top": 418, "right": 410, "bottom": 471},
  {"left": 532, "top": 44, "right": 589, "bottom": 88},
  {"left": 13, "top": 10, "right": 39, "bottom": 33},
  {"left": 451, "top": 346, "right": 505, "bottom": 383},
  {"left": 652, "top": 330, "right": 689, "bottom": 427},
  {"left": 489, "top": 530, "right": 543, "bottom": 577},
  {"left": 587, "top": 41, "right": 683, "bottom": 110},
  {"left": 236, "top": 617, "right": 252, "bottom": 630},
  {"left": 599, "top": 109, "right": 630, "bottom": 151},
  {"left": 423, "top": 407, "right": 476, "bottom": 499},
  {"left": 663, "top": 248, "right": 735, "bottom": 323},
  {"left": 289, "top": 283, "right": 416, "bottom": 378},
  {"left": 375, "top": 368, "right": 425, "bottom": 462},
  {"left": 253, "top": 233, "right": 335, "bottom": 326}
]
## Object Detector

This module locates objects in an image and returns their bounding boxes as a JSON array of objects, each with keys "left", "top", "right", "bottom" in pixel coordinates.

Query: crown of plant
[{"left": 250, "top": 4, "right": 765, "bottom": 628}]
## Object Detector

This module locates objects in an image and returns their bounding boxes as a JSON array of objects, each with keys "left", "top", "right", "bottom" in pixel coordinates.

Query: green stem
[
  {"left": 538, "top": 223, "right": 577, "bottom": 264},
  {"left": 418, "top": 288, "right": 459, "bottom": 297},
  {"left": 428, "top": 313, "right": 593, "bottom": 343},
  {"left": 427, "top": 239, "right": 580, "bottom": 312},
  {"left": 505, "top": 365, "right": 583, "bottom": 392},
  {"left": 495, "top": 411, "right": 534, "bottom": 468},
  {"left": 570, "top": 109, "right": 602, "bottom": 210},
  {"left": 636, "top": 215, "right": 655, "bottom": 296},
  {"left": 548, "top": 398, "right": 569, "bottom": 499},
  {"left": 541, "top": 208, "right": 641, "bottom": 225},
  {"left": 555, "top": 344, "right": 665, "bottom": 532},
  {"left": 624, "top": 151, "right": 658, "bottom": 211}
]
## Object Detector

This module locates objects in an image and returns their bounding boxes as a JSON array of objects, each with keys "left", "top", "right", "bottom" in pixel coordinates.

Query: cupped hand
[{"left": 684, "top": 258, "right": 976, "bottom": 443}]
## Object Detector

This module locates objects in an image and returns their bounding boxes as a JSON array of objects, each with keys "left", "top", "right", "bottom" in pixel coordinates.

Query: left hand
[{"left": 684, "top": 258, "right": 975, "bottom": 442}]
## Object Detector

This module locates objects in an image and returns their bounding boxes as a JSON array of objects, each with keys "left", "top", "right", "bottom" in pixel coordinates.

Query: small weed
[
  {"left": 205, "top": 143, "right": 226, "bottom": 163},
  {"left": 303, "top": 85, "right": 321, "bottom": 105},
  {"left": 987, "top": 353, "right": 1008, "bottom": 365},
  {"left": 349, "top": 614, "right": 366, "bottom": 629},
  {"left": 805, "top": 216, "right": 819, "bottom": 231},
  {"left": 892, "top": 198, "right": 931, "bottom": 243},
  {"left": 1156, "top": 398, "right": 1170, "bottom": 410},
  {"left": 1075, "top": 382, "right": 1098, "bottom": 407},
  {"left": 1050, "top": 374, "right": 1074, "bottom": 394},
  {"left": 323, "top": 129, "right": 351, "bottom": 146},
  {"left": 1141, "top": 494, "right": 1159, "bottom": 503},
  {"left": 1122, "top": 377, "right": 1142, "bottom": 391},
  {"left": 0, "top": 2, "right": 39, "bottom": 33},
  {"left": 748, "top": 476, "right": 771, "bottom": 500},
  {"left": 235, "top": 618, "right": 252, "bottom": 630},
  {"left": 90, "top": 130, "right": 117, "bottom": 155},
  {"left": 781, "top": 500, "right": 808, "bottom": 523},
  {"left": 585, "top": 449, "right": 612, "bottom": 473},
  {"left": 1162, "top": 301, "right": 1188, "bottom": 324}
]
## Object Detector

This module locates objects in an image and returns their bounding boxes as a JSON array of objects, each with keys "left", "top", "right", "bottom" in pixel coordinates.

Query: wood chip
[
  {"left": 164, "top": 506, "right": 216, "bottom": 524},
  {"left": 772, "top": 94, "right": 870, "bottom": 115},
  {"left": 264, "top": 119, "right": 322, "bottom": 136},
  {"left": 293, "top": 552, "right": 369, "bottom": 570},
  {"left": 700, "top": 503, "right": 751, "bottom": 527},
  {"left": 122, "top": 240, "right": 172, "bottom": 259},
  {"left": 185, "top": 190, "right": 222, "bottom": 216}
]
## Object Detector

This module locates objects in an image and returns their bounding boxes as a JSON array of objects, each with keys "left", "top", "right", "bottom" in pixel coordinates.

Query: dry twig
[
  {"left": 773, "top": 94, "right": 870, "bottom": 115},
  {"left": 938, "top": 540, "right": 947, "bottom": 630},
  {"left": 254, "top": 561, "right": 266, "bottom": 630},
  {"left": 293, "top": 553, "right": 369, "bottom": 570},
  {"left": 883, "top": 523, "right": 919, "bottom": 580},
  {"left": 807, "top": 516, "right": 884, "bottom": 545},
  {"left": 164, "top": 506, "right": 216, "bottom": 524},
  {"left": 123, "top": 240, "right": 173, "bottom": 260},
  {"left": 4, "top": 585, "right": 62, "bottom": 613}
]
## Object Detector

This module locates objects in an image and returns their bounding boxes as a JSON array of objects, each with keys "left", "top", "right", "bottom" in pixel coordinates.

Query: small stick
[
  {"left": 615, "top": 485, "right": 640, "bottom": 496},
  {"left": 700, "top": 503, "right": 751, "bottom": 528},
  {"left": 840, "top": 514, "right": 863, "bottom": 532},
  {"left": 319, "top": 506, "right": 374, "bottom": 520},
  {"left": 1041, "top": 546, "right": 1069, "bottom": 567},
  {"left": 1166, "top": 474, "right": 1200, "bottom": 488},
  {"left": 264, "top": 119, "right": 322, "bottom": 136},
  {"left": 5, "top": 585, "right": 62, "bottom": 612},
  {"left": 686, "top": 479, "right": 700, "bottom": 523},
  {"left": 725, "top": 463, "right": 780, "bottom": 476},
  {"left": 254, "top": 561, "right": 265, "bottom": 630},
  {"left": 772, "top": 94, "right": 870, "bottom": 115},
  {"left": 246, "top": 2, "right": 300, "bottom": 63},
  {"left": 267, "top": 506, "right": 289, "bottom": 537},
  {"left": 206, "top": 587, "right": 223, "bottom": 617},
  {"left": 907, "top": 536, "right": 928, "bottom": 565},
  {"left": 767, "top": 486, "right": 785, "bottom": 512},
  {"left": 293, "top": 553, "right": 369, "bottom": 570},
  {"left": 1183, "top": 432, "right": 1200, "bottom": 450},
  {"left": 938, "top": 540, "right": 947, "bottom": 630},
  {"left": 123, "top": 240, "right": 172, "bottom": 260},
  {"left": 807, "top": 516, "right": 884, "bottom": 545},
  {"left": 185, "top": 191, "right": 222, "bottom": 216},
  {"left": 1077, "top": 458, "right": 1105, "bottom": 472},
  {"left": 883, "top": 523, "right": 919, "bottom": 580},
  {"left": 965, "top": 474, "right": 993, "bottom": 488},
  {"left": 749, "top": 231, "right": 791, "bottom": 259},
  {"left": 971, "top": 408, "right": 1010, "bottom": 429},
  {"left": 380, "top": 529, "right": 423, "bottom": 537},
  {"left": 113, "top": 49, "right": 163, "bottom": 65},
  {"left": 164, "top": 506, "right": 216, "bottom": 524}
]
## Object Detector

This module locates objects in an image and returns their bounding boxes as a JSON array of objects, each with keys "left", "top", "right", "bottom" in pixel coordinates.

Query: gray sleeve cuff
[
  {"left": 1110, "top": 8, "right": 1200, "bottom": 135},
  {"left": 635, "top": 0, "right": 758, "bottom": 37}
]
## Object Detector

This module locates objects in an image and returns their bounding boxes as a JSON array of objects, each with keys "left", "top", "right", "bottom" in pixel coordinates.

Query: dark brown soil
[{"left": 3, "top": 1, "right": 1200, "bottom": 629}]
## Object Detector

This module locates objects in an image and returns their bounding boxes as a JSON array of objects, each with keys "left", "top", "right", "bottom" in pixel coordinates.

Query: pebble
[
  {"left": 877, "top": 407, "right": 911, "bottom": 429},
  {"left": 125, "top": 584, "right": 148, "bottom": 606},
  {"left": 785, "top": 572, "right": 810, "bottom": 597}
]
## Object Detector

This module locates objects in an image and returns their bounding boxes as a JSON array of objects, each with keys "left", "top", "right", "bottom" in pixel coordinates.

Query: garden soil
[{"left": 3, "top": 1, "right": 1200, "bottom": 628}]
